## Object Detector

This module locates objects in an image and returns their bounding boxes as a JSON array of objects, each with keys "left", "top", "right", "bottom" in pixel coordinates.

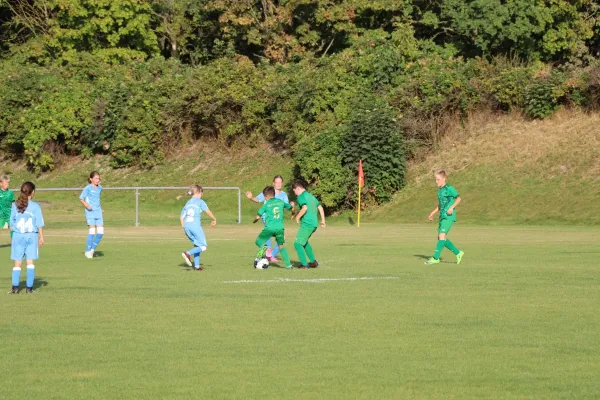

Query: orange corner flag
[
  {"left": 358, "top": 160, "right": 364, "bottom": 188},
  {"left": 357, "top": 160, "right": 364, "bottom": 227}
]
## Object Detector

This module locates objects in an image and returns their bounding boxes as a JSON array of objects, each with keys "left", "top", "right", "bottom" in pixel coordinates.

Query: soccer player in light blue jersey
[
  {"left": 8, "top": 181, "right": 45, "bottom": 294},
  {"left": 79, "top": 171, "right": 104, "bottom": 259},
  {"left": 181, "top": 185, "right": 217, "bottom": 271},
  {"left": 246, "top": 175, "right": 292, "bottom": 262}
]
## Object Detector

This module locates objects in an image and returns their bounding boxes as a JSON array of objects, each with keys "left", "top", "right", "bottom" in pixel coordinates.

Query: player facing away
[
  {"left": 246, "top": 175, "right": 291, "bottom": 262},
  {"left": 79, "top": 171, "right": 104, "bottom": 259},
  {"left": 425, "top": 170, "right": 465, "bottom": 265},
  {"left": 8, "top": 182, "right": 45, "bottom": 294},
  {"left": 291, "top": 181, "right": 326, "bottom": 270},
  {"left": 253, "top": 186, "right": 294, "bottom": 269},
  {"left": 180, "top": 185, "right": 217, "bottom": 271},
  {"left": 0, "top": 175, "right": 15, "bottom": 240}
]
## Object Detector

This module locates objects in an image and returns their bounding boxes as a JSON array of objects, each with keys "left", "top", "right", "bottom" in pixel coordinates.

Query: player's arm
[
  {"left": 447, "top": 196, "right": 461, "bottom": 215},
  {"left": 295, "top": 205, "right": 308, "bottom": 223},
  {"left": 245, "top": 191, "right": 260, "bottom": 203},
  {"left": 38, "top": 227, "right": 44, "bottom": 246},
  {"left": 317, "top": 205, "right": 326, "bottom": 227},
  {"left": 205, "top": 209, "right": 217, "bottom": 226},
  {"left": 79, "top": 199, "right": 93, "bottom": 211},
  {"left": 428, "top": 206, "right": 439, "bottom": 221}
]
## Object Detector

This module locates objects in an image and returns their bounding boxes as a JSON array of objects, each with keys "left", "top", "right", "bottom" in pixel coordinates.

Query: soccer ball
[{"left": 254, "top": 257, "right": 269, "bottom": 270}]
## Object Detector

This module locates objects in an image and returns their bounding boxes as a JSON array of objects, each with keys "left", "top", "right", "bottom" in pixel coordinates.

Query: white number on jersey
[
  {"left": 185, "top": 208, "right": 195, "bottom": 223},
  {"left": 16, "top": 217, "right": 34, "bottom": 233}
]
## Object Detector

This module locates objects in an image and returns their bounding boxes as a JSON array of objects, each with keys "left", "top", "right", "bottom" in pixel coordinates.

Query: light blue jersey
[
  {"left": 256, "top": 191, "right": 289, "bottom": 204},
  {"left": 181, "top": 198, "right": 209, "bottom": 249},
  {"left": 80, "top": 184, "right": 103, "bottom": 211},
  {"left": 10, "top": 201, "right": 45, "bottom": 260},
  {"left": 80, "top": 184, "right": 103, "bottom": 225},
  {"left": 181, "top": 198, "right": 209, "bottom": 227}
]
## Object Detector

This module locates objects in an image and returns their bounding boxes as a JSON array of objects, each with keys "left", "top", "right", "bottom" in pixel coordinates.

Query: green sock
[
  {"left": 280, "top": 248, "right": 292, "bottom": 267},
  {"left": 444, "top": 239, "right": 460, "bottom": 255},
  {"left": 294, "top": 242, "right": 308, "bottom": 266},
  {"left": 305, "top": 242, "right": 316, "bottom": 263},
  {"left": 433, "top": 240, "right": 446, "bottom": 260}
]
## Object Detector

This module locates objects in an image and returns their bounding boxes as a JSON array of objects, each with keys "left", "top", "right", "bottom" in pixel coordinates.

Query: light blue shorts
[
  {"left": 184, "top": 226, "right": 207, "bottom": 248},
  {"left": 86, "top": 211, "right": 104, "bottom": 226},
  {"left": 11, "top": 233, "right": 39, "bottom": 261}
]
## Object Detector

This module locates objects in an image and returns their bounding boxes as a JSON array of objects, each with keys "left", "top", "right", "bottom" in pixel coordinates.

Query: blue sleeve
[
  {"left": 79, "top": 186, "right": 89, "bottom": 200},
  {"left": 35, "top": 204, "right": 45, "bottom": 228},
  {"left": 180, "top": 205, "right": 187, "bottom": 218},
  {"left": 256, "top": 193, "right": 265, "bottom": 202},
  {"left": 281, "top": 192, "right": 289, "bottom": 204},
  {"left": 199, "top": 200, "right": 208, "bottom": 212},
  {"left": 9, "top": 204, "right": 16, "bottom": 228}
]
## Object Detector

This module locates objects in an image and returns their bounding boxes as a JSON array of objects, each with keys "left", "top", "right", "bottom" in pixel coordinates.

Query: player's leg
[
  {"left": 294, "top": 226, "right": 314, "bottom": 269},
  {"left": 91, "top": 215, "right": 104, "bottom": 251},
  {"left": 305, "top": 242, "right": 318, "bottom": 268},
  {"left": 9, "top": 236, "right": 24, "bottom": 293},
  {"left": 85, "top": 219, "right": 96, "bottom": 258},
  {"left": 425, "top": 220, "right": 452, "bottom": 264},
  {"left": 270, "top": 240, "right": 280, "bottom": 261},
  {"left": 255, "top": 229, "right": 272, "bottom": 259},
  {"left": 444, "top": 235, "right": 464, "bottom": 264},
  {"left": 185, "top": 228, "right": 206, "bottom": 270},
  {"left": 21, "top": 236, "right": 39, "bottom": 292},
  {"left": 275, "top": 230, "right": 292, "bottom": 269}
]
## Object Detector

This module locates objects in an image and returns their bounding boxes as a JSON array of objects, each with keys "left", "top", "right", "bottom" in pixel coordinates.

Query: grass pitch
[{"left": 1, "top": 224, "right": 599, "bottom": 399}]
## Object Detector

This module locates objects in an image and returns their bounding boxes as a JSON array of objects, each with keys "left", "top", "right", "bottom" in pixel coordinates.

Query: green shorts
[
  {"left": 256, "top": 227, "right": 285, "bottom": 247},
  {"left": 295, "top": 225, "right": 317, "bottom": 246},
  {"left": 0, "top": 218, "right": 9, "bottom": 229},
  {"left": 438, "top": 219, "right": 454, "bottom": 234}
]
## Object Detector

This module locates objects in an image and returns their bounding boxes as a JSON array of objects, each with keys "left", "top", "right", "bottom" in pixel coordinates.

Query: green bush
[{"left": 341, "top": 95, "right": 406, "bottom": 205}]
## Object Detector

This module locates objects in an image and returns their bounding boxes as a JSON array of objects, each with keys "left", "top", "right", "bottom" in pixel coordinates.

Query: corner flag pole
[{"left": 358, "top": 160, "right": 364, "bottom": 227}]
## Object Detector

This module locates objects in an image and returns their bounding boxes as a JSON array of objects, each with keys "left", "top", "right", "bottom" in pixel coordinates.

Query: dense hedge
[{"left": 2, "top": 1, "right": 600, "bottom": 211}]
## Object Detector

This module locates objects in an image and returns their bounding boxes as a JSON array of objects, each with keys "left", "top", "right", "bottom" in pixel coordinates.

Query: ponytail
[{"left": 17, "top": 181, "right": 35, "bottom": 213}]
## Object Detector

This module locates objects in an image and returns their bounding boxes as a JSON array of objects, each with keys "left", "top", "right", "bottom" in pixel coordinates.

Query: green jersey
[
  {"left": 438, "top": 184, "right": 459, "bottom": 222},
  {"left": 297, "top": 191, "right": 320, "bottom": 228},
  {"left": 257, "top": 198, "right": 292, "bottom": 230},
  {"left": 0, "top": 189, "right": 15, "bottom": 219}
]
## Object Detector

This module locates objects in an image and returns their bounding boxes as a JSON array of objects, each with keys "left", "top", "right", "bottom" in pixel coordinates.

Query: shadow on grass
[
  {"left": 414, "top": 254, "right": 455, "bottom": 264},
  {"left": 179, "top": 263, "right": 210, "bottom": 272},
  {"left": 348, "top": 217, "right": 356, "bottom": 226},
  {"left": 93, "top": 251, "right": 105, "bottom": 258},
  {"left": 0, "top": 243, "right": 10, "bottom": 249},
  {"left": 33, "top": 277, "right": 49, "bottom": 291}
]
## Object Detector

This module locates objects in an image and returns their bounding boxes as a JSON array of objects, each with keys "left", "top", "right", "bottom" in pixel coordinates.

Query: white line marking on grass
[{"left": 223, "top": 276, "right": 400, "bottom": 284}]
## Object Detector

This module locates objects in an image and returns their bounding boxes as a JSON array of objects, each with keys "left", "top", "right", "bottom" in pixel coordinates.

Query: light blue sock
[
  {"left": 194, "top": 253, "right": 201, "bottom": 268},
  {"left": 12, "top": 267, "right": 21, "bottom": 287},
  {"left": 265, "top": 239, "right": 272, "bottom": 250},
  {"left": 86, "top": 234, "right": 94, "bottom": 251},
  {"left": 26, "top": 265, "right": 35, "bottom": 288},
  {"left": 271, "top": 242, "right": 280, "bottom": 258},
  {"left": 187, "top": 247, "right": 202, "bottom": 256},
  {"left": 91, "top": 234, "right": 103, "bottom": 250}
]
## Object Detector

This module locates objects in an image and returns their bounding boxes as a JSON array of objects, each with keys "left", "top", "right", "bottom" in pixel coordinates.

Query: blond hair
[
  {"left": 435, "top": 169, "right": 447, "bottom": 178},
  {"left": 188, "top": 184, "right": 203, "bottom": 195},
  {"left": 0, "top": 175, "right": 10, "bottom": 183}
]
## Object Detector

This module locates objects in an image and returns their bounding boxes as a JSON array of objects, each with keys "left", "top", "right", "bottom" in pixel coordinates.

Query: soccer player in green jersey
[
  {"left": 0, "top": 175, "right": 15, "bottom": 239},
  {"left": 425, "top": 170, "right": 464, "bottom": 265},
  {"left": 253, "top": 186, "right": 294, "bottom": 269},
  {"left": 291, "top": 180, "right": 326, "bottom": 270}
]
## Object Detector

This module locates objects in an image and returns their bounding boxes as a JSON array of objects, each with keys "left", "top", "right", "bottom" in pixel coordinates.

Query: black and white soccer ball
[{"left": 254, "top": 257, "right": 269, "bottom": 270}]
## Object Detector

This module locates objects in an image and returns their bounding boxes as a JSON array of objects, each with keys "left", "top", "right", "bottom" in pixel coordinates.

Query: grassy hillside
[
  {"left": 3, "top": 111, "right": 600, "bottom": 227},
  {"left": 1, "top": 143, "right": 294, "bottom": 227},
  {"left": 369, "top": 111, "right": 600, "bottom": 225}
]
